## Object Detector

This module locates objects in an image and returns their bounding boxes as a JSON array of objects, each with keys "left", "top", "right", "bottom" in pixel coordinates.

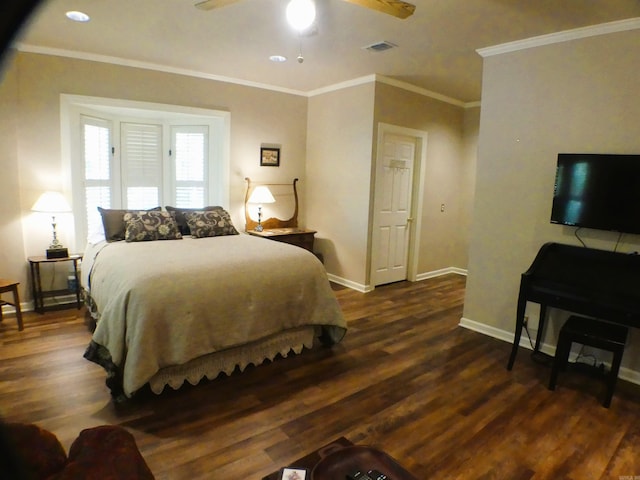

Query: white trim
[
  {"left": 17, "top": 44, "right": 308, "bottom": 97},
  {"left": 326, "top": 273, "right": 372, "bottom": 293},
  {"left": 372, "top": 123, "right": 428, "bottom": 286},
  {"left": 375, "top": 75, "right": 466, "bottom": 108},
  {"left": 16, "top": 44, "right": 481, "bottom": 107},
  {"left": 415, "top": 267, "right": 467, "bottom": 281},
  {"left": 60, "top": 94, "right": 231, "bottom": 248},
  {"left": 328, "top": 267, "right": 466, "bottom": 293},
  {"left": 307, "top": 75, "right": 377, "bottom": 97},
  {"left": 458, "top": 316, "right": 640, "bottom": 387},
  {"left": 477, "top": 17, "right": 640, "bottom": 58}
]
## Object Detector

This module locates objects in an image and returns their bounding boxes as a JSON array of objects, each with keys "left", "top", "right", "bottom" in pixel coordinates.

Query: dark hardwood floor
[{"left": 1, "top": 274, "right": 639, "bottom": 479}]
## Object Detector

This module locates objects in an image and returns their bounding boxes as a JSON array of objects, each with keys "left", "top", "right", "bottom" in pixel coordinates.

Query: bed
[{"left": 81, "top": 209, "right": 347, "bottom": 401}]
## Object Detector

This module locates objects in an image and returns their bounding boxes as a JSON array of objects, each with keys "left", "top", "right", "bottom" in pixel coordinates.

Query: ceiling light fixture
[
  {"left": 286, "top": 0, "right": 316, "bottom": 32},
  {"left": 269, "top": 55, "right": 287, "bottom": 63},
  {"left": 65, "top": 11, "right": 90, "bottom": 22}
]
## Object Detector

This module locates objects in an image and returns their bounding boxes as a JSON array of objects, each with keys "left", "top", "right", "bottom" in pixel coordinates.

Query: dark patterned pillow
[
  {"left": 165, "top": 206, "right": 218, "bottom": 236},
  {"left": 98, "top": 206, "right": 161, "bottom": 242},
  {"left": 124, "top": 211, "right": 182, "bottom": 242},
  {"left": 184, "top": 209, "right": 239, "bottom": 238}
]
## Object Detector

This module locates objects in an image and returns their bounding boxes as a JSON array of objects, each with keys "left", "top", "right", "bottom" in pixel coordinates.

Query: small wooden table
[
  {"left": 28, "top": 254, "right": 83, "bottom": 314},
  {"left": 247, "top": 227, "right": 316, "bottom": 253},
  {"left": 263, "top": 437, "right": 418, "bottom": 480}
]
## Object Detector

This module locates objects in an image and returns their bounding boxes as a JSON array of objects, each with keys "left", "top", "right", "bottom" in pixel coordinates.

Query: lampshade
[
  {"left": 248, "top": 186, "right": 276, "bottom": 205},
  {"left": 32, "top": 191, "right": 72, "bottom": 213},
  {"left": 286, "top": 0, "right": 316, "bottom": 31}
]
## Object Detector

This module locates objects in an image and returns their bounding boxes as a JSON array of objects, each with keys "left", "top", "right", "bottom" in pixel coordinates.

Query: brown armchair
[{"left": 0, "top": 422, "right": 154, "bottom": 479}]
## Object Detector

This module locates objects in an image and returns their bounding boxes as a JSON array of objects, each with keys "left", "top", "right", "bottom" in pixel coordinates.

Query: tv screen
[{"left": 550, "top": 153, "right": 640, "bottom": 234}]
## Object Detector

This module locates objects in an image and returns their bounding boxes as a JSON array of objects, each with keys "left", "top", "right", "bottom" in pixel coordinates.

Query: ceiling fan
[{"left": 194, "top": 0, "right": 416, "bottom": 20}]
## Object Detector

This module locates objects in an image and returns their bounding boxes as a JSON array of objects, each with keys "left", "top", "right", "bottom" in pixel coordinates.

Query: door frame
[{"left": 370, "top": 122, "right": 428, "bottom": 287}]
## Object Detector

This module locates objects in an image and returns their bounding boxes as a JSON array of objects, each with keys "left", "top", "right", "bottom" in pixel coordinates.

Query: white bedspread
[{"left": 83, "top": 234, "right": 346, "bottom": 398}]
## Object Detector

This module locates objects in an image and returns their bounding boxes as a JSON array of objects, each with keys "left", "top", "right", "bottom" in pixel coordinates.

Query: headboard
[{"left": 244, "top": 177, "right": 299, "bottom": 231}]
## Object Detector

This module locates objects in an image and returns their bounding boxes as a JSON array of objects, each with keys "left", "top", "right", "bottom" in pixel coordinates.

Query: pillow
[
  {"left": 124, "top": 210, "right": 182, "bottom": 242},
  {"left": 165, "top": 206, "right": 219, "bottom": 236},
  {"left": 98, "top": 206, "right": 161, "bottom": 242},
  {"left": 184, "top": 209, "right": 239, "bottom": 238}
]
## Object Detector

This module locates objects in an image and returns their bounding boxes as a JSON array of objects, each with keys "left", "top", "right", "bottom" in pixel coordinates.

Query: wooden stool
[
  {"left": 0, "top": 279, "right": 24, "bottom": 331},
  {"left": 549, "top": 315, "right": 627, "bottom": 408}
]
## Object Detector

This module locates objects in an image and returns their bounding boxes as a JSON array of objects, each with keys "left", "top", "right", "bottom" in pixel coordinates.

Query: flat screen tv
[{"left": 551, "top": 153, "right": 640, "bottom": 234}]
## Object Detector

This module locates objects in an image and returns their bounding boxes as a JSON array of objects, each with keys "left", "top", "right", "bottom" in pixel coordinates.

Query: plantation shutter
[
  {"left": 121, "top": 122, "right": 163, "bottom": 209},
  {"left": 171, "top": 126, "right": 208, "bottom": 208},
  {"left": 81, "top": 115, "right": 113, "bottom": 238}
]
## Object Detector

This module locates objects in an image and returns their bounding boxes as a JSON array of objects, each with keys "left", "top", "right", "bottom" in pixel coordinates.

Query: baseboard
[
  {"left": 416, "top": 267, "right": 467, "bottom": 281},
  {"left": 328, "top": 267, "right": 467, "bottom": 293},
  {"left": 1, "top": 302, "right": 28, "bottom": 315},
  {"left": 326, "top": 274, "right": 371, "bottom": 293},
  {"left": 458, "top": 316, "right": 640, "bottom": 386},
  {"left": 1, "top": 295, "right": 79, "bottom": 315}
]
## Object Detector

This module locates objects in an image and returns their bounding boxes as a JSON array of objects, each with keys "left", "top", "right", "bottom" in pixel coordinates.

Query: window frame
[{"left": 61, "top": 94, "right": 230, "bottom": 250}]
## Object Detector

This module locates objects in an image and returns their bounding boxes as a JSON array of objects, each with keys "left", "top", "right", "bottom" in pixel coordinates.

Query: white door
[{"left": 371, "top": 133, "right": 416, "bottom": 286}]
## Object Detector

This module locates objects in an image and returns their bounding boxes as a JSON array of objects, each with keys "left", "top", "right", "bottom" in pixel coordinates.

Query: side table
[
  {"left": 28, "top": 254, "right": 83, "bottom": 314},
  {"left": 247, "top": 228, "right": 316, "bottom": 252}
]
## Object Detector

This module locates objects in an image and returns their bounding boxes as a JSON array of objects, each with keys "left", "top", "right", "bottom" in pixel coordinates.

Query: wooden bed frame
[{"left": 244, "top": 177, "right": 299, "bottom": 231}]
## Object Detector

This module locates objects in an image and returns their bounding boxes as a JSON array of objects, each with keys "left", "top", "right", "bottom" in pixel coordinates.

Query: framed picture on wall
[{"left": 260, "top": 147, "right": 280, "bottom": 167}]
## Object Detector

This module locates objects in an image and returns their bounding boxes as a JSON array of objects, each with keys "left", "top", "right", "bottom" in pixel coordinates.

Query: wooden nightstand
[
  {"left": 247, "top": 228, "right": 316, "bottom": 252},
  {"left": 28, "top": 254, "right": 83, "bottom": 314}
]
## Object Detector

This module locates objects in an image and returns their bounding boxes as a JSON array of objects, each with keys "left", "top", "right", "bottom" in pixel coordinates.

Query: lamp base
[{"left": 46, "top": 247, "right": 69, "bottom": 259}]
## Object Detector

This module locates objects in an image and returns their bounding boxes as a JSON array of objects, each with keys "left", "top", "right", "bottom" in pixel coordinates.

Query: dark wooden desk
[
  {"left": 507, "top": 242, "right": 640, "bottom": 370},
  {"left": 28, "top": 254, "right": 83, "bottom": 314},
  {"left": 247, "top": 227, "right": 316, "bottom": 252}
]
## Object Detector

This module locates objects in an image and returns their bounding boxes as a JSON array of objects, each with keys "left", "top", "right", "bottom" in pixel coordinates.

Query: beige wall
[
  {"left": 464, "top": 29, "right": 640, "bottom": 375},
  {"left": 460, "top": 106, "right": 480, "bottom": 268},
  {"left": 306, "top": 83, "right": 376, "bottom": 288},
  {"left": 306, "top": 81, "right": 477, "bottom": 290},
  {"left": 1, "top": 52, "right": 308, "bottom": 299},
  {"left": 1, "top": 50, "right": 478, "bottom": 303},
  {"left": 0, "top": 50, "right": 28, "bottom": 296},
  {"left": 373, "top": 83, "right": 473, "bottom": 275}
]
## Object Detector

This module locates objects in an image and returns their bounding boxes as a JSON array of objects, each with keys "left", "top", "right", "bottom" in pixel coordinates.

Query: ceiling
[{"left": 14, "top": 0, "right": 640, "bottom": 103}]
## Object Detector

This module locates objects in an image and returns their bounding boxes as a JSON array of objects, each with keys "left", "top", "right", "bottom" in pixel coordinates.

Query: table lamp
[
  {"left": 32, "top": 191, "right": 72, "bottom": 258},
  {"left": 248, "top": 186, "right": 275, "bottom": 232}
]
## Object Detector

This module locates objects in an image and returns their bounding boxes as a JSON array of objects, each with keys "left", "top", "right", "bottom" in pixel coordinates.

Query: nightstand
[
  {"left": 247, "top": 227, "right": 316, "bottom": 252},
  {"left": 28, "top": 254, "right": 83, "bottom": 314}
]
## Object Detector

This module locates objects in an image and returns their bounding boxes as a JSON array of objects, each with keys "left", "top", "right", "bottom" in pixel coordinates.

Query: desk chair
[
  {"left": 549, "top": 315, "right": 627, "bottom": 408},
  {"left": 0, "top": 279, "right": 24, "bottom": 331}
]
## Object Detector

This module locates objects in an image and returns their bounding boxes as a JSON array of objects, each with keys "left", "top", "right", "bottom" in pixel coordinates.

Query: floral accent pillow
[
  {"left": 165, "top": 206, "right": 219, "bottom": 236},
  {"left": 184, "top": 208, "right": 239, "bottom": 238},
  {"left": 98, "top": 206, "right": 161, "bottom": 242},
  {"left": 124, "top": 211, "right": 182, "bottom": 242}
]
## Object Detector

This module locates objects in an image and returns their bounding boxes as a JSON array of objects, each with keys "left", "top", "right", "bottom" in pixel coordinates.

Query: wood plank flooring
[{"left": 1, "top": 274, "right": 639, "bottom": 479}]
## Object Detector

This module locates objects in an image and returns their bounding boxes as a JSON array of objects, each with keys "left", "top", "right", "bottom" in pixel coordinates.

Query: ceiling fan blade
[
  {"left": 341, "top": 0, "right": 416, "bottom": 19},
  {"left": 194, "top": 0, "right": 242, "bottom": 11}
]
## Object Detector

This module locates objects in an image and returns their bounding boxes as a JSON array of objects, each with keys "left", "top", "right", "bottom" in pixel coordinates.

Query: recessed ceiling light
[
  {"left": 66, "top": 11, "right": 90, "bottom": 22},
  {"left": 269, "top": 55, "right": 287, "bottom": 63}
]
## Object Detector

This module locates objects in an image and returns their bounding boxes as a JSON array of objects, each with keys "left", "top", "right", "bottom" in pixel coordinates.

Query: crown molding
[
  {"left": 374, "top": 75, "right": 467, "bottom": 108},
  {"left": 16, "top": 43, "right": 479, "bottom": 107},
  {"left": 16, "top": 43, "right": 308, "bottom": 97},
  {"left": 477, "top": 17, "right": 640, "bottom": 58},
  {"left": 306, "top": 75, "right": 377, "bottom": 97}
]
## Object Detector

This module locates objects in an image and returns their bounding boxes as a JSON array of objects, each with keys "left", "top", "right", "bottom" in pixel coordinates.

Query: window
[
  {"left": 172, "top": 126, "right": 208, "bottom": 208},
  {"left": 81, "top": 116, "right": 113, "bottom": 240},
  {"left": 63, "top": 95, "right": 230, "bottom": 248}
]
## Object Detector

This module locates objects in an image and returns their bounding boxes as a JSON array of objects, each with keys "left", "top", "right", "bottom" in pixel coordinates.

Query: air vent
[{"left": 363, "top": 41, "right": 397, "bottom": 52}]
